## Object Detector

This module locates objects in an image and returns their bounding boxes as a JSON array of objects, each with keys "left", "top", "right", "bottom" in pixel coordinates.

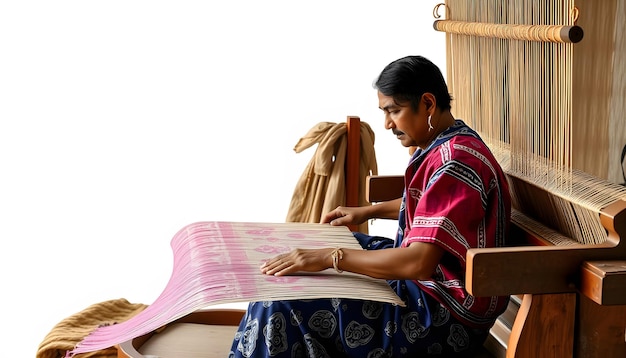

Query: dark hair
[{"left": 374, "top": 55, "right": 452, "bottom": 111}]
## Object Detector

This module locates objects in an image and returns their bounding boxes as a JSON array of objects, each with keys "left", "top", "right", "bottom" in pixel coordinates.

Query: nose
[{"left": 384, "top": 115, "right": 394, "bottom": 130}]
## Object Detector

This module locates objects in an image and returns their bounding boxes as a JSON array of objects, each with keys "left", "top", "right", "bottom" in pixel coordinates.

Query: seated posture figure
[{"left": 230, "top": 55, "right": 511, "bottom": 357}]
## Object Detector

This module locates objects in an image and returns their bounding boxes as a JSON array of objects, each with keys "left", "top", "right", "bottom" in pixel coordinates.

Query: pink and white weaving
[{"left": 67, "top": 221, "right": 404, "bottom": 356}]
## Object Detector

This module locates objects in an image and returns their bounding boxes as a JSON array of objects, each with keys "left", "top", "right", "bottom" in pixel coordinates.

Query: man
[{"left": 230, "top": 55, "right": 511, "bottom": 357}]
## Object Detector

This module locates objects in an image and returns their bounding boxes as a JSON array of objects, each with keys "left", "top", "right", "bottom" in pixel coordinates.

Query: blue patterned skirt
[{"left": 228, "top": 282, "right": 488, "bottom": 357}]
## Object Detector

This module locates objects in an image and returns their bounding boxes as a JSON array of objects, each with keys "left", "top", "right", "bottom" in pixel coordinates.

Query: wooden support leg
[
  {"left": 576, "top": 294, "right": 626, "bottom": 357},
  {"left": 506, "top": 293, "right": 575, "bottom": 358}
]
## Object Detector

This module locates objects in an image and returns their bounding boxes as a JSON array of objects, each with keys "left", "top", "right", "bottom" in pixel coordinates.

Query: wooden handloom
[
  {"left": 367, "top": 1, "right": 626, "bottom": 357},
  {"left": 432, "top": 1, "right": 626, "bottom": 357}
]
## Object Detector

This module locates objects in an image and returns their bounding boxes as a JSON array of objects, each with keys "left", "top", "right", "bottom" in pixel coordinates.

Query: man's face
[{"left": 377, "top": 91, "right": 431, "bottom": 148}]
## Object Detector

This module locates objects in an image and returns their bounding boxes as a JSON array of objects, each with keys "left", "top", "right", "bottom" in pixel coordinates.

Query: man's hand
[
  {"left": 321, "top": 206, "right": 368, "bottom": 227},
  {"left": 260, "top": 248, "right": 332, "bottom": 276}
]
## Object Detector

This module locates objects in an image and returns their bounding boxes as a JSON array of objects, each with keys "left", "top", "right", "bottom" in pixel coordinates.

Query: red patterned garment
[{"left": 401, "top": 120, "right": 511, "bottom": 328}]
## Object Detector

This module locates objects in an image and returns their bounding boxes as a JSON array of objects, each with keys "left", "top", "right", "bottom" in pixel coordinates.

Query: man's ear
[{"left": 421, "top": 93, "right": 437, "bottom": 114}]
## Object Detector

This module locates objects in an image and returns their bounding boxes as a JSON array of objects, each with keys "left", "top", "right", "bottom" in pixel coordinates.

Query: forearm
[
  {"left": 323, "top": 198, "right": 402, "bottom": 226},
  {"left": 261, "top": 240, "right": 444, "bottom": 280},
  {"left": 333, "top": 243, "right": 444, "bottom": 281},
  {"left": 366, "top": 198, "right": 402, "bottom": 220}
]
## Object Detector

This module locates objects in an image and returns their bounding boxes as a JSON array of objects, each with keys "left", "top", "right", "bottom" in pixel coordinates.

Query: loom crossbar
[{"left": 433, "top": 20, "right": 584, "bottom": 43}]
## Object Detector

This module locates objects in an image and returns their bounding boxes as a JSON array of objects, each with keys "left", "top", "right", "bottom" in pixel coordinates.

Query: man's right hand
[{"left": 321, "top": 206, "right": 368, "bottom": 227}]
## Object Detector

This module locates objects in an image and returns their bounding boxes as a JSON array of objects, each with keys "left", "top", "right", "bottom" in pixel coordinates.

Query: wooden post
[
  {"left": 345, "top": 116, "right": 360, "bottom": 232},
  {"left": 506, "top": 293, "right": 575, "bottom": 358}
]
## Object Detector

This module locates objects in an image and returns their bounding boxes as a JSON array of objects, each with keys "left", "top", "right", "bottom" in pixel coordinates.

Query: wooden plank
[
  {"left": 467, "top": 243, "right": 598, "bottom": 296},
  {"left": 117, "top": 309, "right": 245, "bottom": 358}
]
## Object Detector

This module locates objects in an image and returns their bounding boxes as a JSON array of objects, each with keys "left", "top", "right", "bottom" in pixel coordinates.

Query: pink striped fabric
[{"left": 67, "top": 221, "right": 404, "bottom": 356}]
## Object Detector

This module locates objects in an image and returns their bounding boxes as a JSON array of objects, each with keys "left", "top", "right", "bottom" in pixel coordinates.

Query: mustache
[{"left": 392, "top": 129, "right": 404, "bottom": 136}]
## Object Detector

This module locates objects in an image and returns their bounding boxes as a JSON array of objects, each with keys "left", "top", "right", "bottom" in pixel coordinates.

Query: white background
[{"left": 0, "top": 1, "right": 445, "bottom": 355}]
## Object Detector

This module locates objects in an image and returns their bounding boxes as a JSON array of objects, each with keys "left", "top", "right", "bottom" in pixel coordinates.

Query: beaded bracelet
[{"left": 331, "top": 248, "right": 344, "bottom": 273}]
